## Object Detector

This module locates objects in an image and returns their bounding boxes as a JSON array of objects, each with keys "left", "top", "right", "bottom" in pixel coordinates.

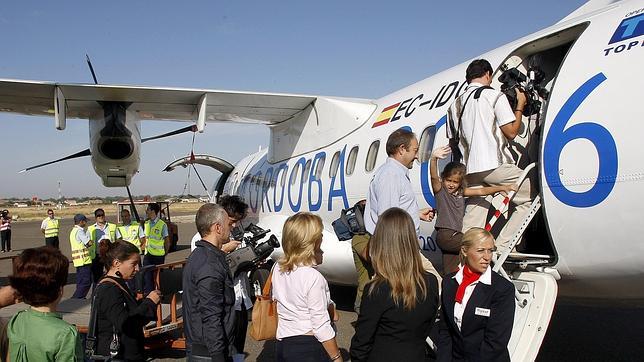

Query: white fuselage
[{"left": 222, "top": 0, "right": 644, "bottom": 299}]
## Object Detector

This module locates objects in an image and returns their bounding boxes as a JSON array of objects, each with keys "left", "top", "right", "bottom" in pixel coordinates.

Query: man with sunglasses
[
  {"left": 88, "top": 208, "right": 117, "bottom": 285},
  {"left": 41, "top": 209, "right": 60, "bottom": 248}
]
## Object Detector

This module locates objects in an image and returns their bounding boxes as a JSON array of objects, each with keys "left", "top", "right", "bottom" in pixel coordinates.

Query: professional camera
[
  {"left": 227, "top": 223, "right": 280, "bottom": 277},
  {"left": 1, "top": 210, "right": 9, "bottom": 220},
  {"left": 498, "top": 64, "right": 549, "bottom": 118}
]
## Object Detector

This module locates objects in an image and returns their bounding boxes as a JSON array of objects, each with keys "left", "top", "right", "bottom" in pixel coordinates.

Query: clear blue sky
[{"left": 0, "top": 0, "right": 587, "bottom": 198}]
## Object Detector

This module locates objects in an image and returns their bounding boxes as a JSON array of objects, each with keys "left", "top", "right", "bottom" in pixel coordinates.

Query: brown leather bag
[{"left": 249, "top": 268, "right": 278, "bottom": 341}]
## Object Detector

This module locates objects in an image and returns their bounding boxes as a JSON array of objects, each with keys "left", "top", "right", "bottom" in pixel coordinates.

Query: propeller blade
[
  {"left": 19, "top": 149, "right": 91, "bottom": 173},
  {"left": 141, "top": 125, "right": 196, "bottom": 143}
]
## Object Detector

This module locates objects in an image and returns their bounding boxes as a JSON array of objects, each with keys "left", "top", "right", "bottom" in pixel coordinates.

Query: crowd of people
[{"left": 0, "top": 58, "right": 531, "bottom": 361}]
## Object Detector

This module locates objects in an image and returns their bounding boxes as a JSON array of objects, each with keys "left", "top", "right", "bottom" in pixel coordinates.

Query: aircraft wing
[{"left": 0, "top": 79, "right": 318, "bottom": 125}]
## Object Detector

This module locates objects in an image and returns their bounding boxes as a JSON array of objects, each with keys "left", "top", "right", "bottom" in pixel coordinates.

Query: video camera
[
  {"left": 498, "top": 63, "right": 549, "bottom": 118},
  {"left": 227, "top": 223, "right": 280, "bottom": 277}
]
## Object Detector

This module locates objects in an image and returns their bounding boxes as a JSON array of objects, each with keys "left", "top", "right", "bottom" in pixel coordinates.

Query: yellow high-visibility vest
[
  {"left": 43, "top": 218, "right": 60, "bottom": 238},
  {"left": 69, "top": 227, "right": 92, "bottom": 267},
  {"left": 88, "top": 223, "right": 117, "bottom": 259},
  {"left": 117, "top": 222, "right": 142, "bottom": 253},
  {"left": 144, "top": 219, "right": 167, "bottom": 256}
]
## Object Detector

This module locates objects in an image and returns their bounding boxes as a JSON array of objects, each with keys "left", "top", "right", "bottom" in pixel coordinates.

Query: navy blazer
[
  {"left": 350, "top": 272, "right": 440, "bottom": 362},
  {"left": 437, "top": 269, "right": 515, "bottom": 362}
]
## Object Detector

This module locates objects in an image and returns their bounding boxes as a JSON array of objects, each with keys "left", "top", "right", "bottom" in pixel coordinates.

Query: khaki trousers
[{"left": 463, "top": 163, "right": 533, "bottom": 255}]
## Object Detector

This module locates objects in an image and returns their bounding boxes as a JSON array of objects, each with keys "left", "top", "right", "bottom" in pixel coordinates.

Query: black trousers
[
  {"left": 234, "top": 305, "right": 249, "bottom": 354},
  {"left": 143, "top": 254, "right": 165, "bottom": 294},
  {"left": 90, "top": 257, "right": 104, "bottom": 289},
  {"left": 45, "top": 236, "right": 59, "bottom": 249},
  {"left": 0, "top": 230, "right": 10, "bottom": 251},
  {"left": 275, "top": 335, "right": 329, "bottom": 362}
]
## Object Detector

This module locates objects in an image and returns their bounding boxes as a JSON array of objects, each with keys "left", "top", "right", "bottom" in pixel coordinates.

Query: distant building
[
  {"left": 180, "top": 198, "right": 199, "bottom": 203},
  {"left": 88, "top": 199, "right": 103, "bottom": 205},
  {"left": 64, "top": 199, "right": 78, "bottom": 206}
]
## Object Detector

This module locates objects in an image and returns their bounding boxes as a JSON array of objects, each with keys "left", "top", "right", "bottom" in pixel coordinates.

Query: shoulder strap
[
  {"left": 261, "top": 266, "right": 275, "bottom": 297},
  {"left": 450, "top": 85, "right": 494, "bottom": 141}
]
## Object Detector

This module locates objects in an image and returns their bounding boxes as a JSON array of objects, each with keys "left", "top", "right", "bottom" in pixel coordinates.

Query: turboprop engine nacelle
[{"left": 88, "top": 102, "right": 141, "bottom": 187}]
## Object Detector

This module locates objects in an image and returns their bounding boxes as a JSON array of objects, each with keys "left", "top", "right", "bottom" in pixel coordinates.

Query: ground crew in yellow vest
[
  {"left": 87, "top": 208, "right": 117, "bottom": 288},
  {"left": 142, "top": 202, "right": 170, "bottom": 294},
  {"left": 41, "top": 208, "right": 60, "bottom": 249},
  {"left": 69, "top": 214, "right": 94, "bottom": 299},
  {"left": 116, "top": 209, "right": 146, "bottom": 254}
]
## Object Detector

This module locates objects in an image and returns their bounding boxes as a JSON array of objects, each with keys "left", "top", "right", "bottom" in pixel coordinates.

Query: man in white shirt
[
  {"left": 447, "top": 59, "right": 530, "bottom": 254},
  {"left": 354, "top": 128, "right": 441, "bottom": 311}
]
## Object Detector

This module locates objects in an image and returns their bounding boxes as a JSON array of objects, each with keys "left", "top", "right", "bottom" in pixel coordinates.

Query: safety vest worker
[
  {"left": 41, "top": 209, "right": 61, "bottom": 249},
  {"left": 70, "top": 225, "right": 92, "bottom": 267},
  {"left": 144, "top": 218, "right": 168, "bottom": 256},
  {"left": 88, "top": 220, "right": 117, "bottom": 259},
  {"left": 117, "top": 222, "right": 144, "bottom": 253},
  {"left": 69, "top": 213, "right": 94, "bottom": 299}
]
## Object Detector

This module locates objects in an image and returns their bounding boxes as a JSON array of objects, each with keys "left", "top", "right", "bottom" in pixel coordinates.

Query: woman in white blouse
[{"left": 272, "top": 212, "right": 343, "bottom": 362}]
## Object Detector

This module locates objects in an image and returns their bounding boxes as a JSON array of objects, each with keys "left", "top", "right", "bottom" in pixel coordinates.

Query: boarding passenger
[
  {"left": 91, "top": 240, "right": 161, "bottom": 361},
  {"left": 88, "top": 208, "right": 117, "bottom": 288},
  {"left": 272, "top": 212, "right": 343, "bottom": 362},
  {"left": 183, "top": 203, "right": 237, "bottom": 361},
  {"left": 69, "top": 213, "right": 94, "bottom": 299},
  {"left": 142, "top": 202, "right": 170, "bottom": 294},
  {"left": 357, "top": 128, "right": 441, "bottom": 311},
  {"left": 7, "top": 247, "right": 83, "bottom": 361},
  {"left": 116, "top": 209, "right": 146, "bottom": 254},
  {"left": 447, "top": 59, "right": 531, "bottom": 255},
  {"left": 350, "top": 207, "right": 439, "bottom": 362},
  {"left": 41, "top": 209, "right": 60, "bottom": 248},
  {"left": 0, "top": 210, "right": 11, "bottom": 252},
  {"left": 437, "top": 228, "right": 515, "bottom": 361},
  {"left": 430, "top": 146, "right": 515, "bottom": 274}
]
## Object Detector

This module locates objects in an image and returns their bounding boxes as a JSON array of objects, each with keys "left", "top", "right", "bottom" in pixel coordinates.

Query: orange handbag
[{"left": 249, "top": 268, "right": 278, "bottom": 341}]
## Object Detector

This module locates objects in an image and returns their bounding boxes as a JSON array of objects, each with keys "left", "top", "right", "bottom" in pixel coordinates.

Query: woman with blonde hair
[
  {"left": 350, "top": 207, "right": 440, "bottom": 361},
  {"left": 437, "top": 228, "right": 515, "bottom": 361},
  {"left": 272, "top": 212, "right": 343, "bottom": 362}
]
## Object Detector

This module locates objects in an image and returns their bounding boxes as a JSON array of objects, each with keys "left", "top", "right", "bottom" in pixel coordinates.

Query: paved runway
[{"left": 1, "top": 216, "right": 643, "bottom": 361}]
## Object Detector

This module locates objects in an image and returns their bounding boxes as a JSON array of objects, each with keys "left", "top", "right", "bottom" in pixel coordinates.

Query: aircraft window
[
  {"left": 346, "top": 146, "right": 359, "bottom": 176},
  {"left": 303, "top": 159, "right": 312, "bottom": 183},
  {"left": 290, "top": 162, "right": 301, "bottom": 185},
  {"left": 329, "top": 151, "right": 341, "bottom": 178},
  {"left": 365, "top": 140, "right": 380, "bottom": 172},
  {"left": 418, "top": 126, "right": 437, "bottom": 163},
  {"left": 315, "top": 156, "right": 326, "bottom": 180}
]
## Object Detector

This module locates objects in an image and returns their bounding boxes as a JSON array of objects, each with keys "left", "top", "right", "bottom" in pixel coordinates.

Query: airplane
[{"left": 1, "top": 0, "right": 643, "bottom": 359}]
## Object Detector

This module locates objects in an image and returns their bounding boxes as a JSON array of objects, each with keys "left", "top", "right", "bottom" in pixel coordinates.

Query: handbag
[
  {"left": 249, "top": 267, "right": 278, "bottom": 341},
  {"left": 86, "top": 278, "right": 128, "bottom": 361}
]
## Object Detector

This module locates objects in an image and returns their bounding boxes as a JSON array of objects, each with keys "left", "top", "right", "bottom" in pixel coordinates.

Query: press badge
[{"left": 475, "top": 307, "right": 491, "bottom": 317}]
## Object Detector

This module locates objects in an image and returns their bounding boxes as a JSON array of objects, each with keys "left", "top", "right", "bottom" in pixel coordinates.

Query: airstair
[{"left": 483, "top": 163, "right": 559, "bottom": 361}]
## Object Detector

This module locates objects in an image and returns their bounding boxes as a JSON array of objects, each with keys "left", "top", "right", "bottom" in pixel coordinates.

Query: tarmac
[{"left": 1, "top": 215, "right": 644, "bottom": 361}]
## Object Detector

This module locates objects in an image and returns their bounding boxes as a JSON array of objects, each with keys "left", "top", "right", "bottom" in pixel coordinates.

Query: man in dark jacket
[{"left": 183, "top": 203, "right": 237, "bottom": 361}]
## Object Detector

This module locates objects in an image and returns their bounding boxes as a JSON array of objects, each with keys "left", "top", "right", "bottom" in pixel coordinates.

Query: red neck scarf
[{"left": 455, "top": 265, "right": 482, "bottom": 304}]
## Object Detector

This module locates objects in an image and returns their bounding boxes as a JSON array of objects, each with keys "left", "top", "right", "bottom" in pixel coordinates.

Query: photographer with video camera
[
  {"left": 447, "top": 59, "right": 532, "bottom": 255},
  {"left": 189, "top": 195, "right": 278, "bottom": 362}
]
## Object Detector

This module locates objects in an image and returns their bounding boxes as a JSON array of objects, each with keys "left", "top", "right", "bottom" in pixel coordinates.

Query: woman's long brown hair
[{"left": 368, "top": 207, "right": 427, "bottom": 310}]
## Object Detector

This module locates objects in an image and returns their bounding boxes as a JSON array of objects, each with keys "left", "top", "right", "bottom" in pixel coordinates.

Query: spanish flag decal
[{"left": 372, "top": 103, "right": 400, "bottom": 128}]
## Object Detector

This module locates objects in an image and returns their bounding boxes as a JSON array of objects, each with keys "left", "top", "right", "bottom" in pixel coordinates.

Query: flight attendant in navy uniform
[{"left": 437, "top": 227, "right": 515, "bottom": 362}]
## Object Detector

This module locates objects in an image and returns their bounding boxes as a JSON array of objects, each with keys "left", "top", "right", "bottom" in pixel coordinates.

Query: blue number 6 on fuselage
[{"left": 543, "top": 72, "right": 618, "bottom": 207}]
